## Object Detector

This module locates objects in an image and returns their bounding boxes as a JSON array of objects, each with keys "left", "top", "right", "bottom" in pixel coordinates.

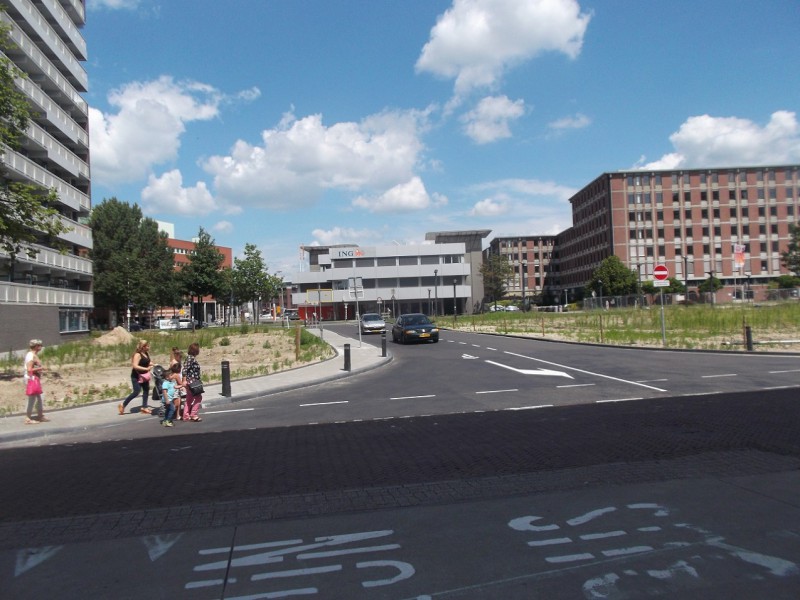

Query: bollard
[
  {"left": 381, "top": 330, "right": 387, "bottom": 357},
  {"left": 745, "top": 325, "right": 754, "bottom": 352},
  {"left": 221, "top": 360, "right": 231, "bottom": 397},
  {"left": 343, "top": 343, "right": 351, "bottom": 371}
]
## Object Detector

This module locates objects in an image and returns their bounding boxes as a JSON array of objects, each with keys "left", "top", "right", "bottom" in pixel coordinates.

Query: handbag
[
  {"left": 26, "top": 375, "right": 43, "bottom": 395},
  {"left": 188, "top": 380, "right": 204, "bottom": 395},
  {"left": 137, "top": 371, "right": 151, "bottom": 383}
]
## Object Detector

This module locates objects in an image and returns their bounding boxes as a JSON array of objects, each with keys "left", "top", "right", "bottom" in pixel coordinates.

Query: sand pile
[{"left": 93, "top": 326, "right": 135, "bottom": 347}]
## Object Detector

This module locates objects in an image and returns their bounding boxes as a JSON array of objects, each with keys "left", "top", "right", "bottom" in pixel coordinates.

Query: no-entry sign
[{"left": 654, "top": 264, "right": 669, "bottom": 281}]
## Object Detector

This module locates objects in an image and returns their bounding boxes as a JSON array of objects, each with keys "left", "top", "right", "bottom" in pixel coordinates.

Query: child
[{"left": 160, "top": 363, "right": 181, "bottom": 427}]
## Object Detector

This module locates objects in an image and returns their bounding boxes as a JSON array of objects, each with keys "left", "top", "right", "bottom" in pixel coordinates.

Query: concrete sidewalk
[{"left": 0, "top": 327, "right": 391, "bottom": 446}]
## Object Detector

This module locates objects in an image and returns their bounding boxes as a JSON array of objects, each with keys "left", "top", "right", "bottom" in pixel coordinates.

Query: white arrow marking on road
[
  {"left": 485, "top": 360, "right": 573, "bottom": 379},
  {"left": 462, "top": 353, "right": 480, "bottom": 360}
]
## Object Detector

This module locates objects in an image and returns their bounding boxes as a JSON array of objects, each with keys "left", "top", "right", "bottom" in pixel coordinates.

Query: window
[
  {"left": 399, "top": 277, "right": 417, "bottom": 287},
  {"left": 398, "top": 256, "right": 417, "bottom": 266},
  {"left": 59, "top": 309, "right": 89, "bottom": 333},
  {"left": 377, "top": 257, "right": 396, "bottom": 267},
  {"left": 420, "top": 255, "right": 439, "bottom": 265},
  {"left": 443, "top": 255, "right": 463, "bottom": 264}
]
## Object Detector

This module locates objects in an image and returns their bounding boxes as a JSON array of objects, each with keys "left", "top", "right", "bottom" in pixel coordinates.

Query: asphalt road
[{"left": 1, "top": 327, "right": 799, "bottom": 598}]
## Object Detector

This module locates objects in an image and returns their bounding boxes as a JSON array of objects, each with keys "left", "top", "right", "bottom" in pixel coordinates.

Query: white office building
[
  {"left": 0, "top": 0, "right": 92, "bottom": 351},
  {"left": 292, "top": 230, "right": 490, "bottom": 320}
]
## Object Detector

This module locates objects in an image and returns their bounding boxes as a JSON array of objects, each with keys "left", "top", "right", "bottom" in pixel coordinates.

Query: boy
[{"left": 160, "top": 363, "right": 181, "bottom": 427}]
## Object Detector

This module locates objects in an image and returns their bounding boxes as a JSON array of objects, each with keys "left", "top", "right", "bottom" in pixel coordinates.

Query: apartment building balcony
[
  {"left": 59, "top": 216, "right": 92, "bottom": 249},
  {"left": 17, "top": 76, "right": 88, "bottom": 148},
  {"left": 4, "top": 0, "right": 88, "bottom": 88},
  {"left": 2, "top": 16, "right": 88, "bottom": 113},
  {"left": 2, "top": 149, "right": 90, "bottom": 214},
  {"left": 25, "top": 120, "right": 90, "bottom": 180},
  {"left": 37, "top": 0, "right": 87, "bottom": 58},
  {"left": 0, "top": 281, "right": 92, "bottom": 307},
  {"left": 3, "top": 243, "right": 92, "bottom": 276}
]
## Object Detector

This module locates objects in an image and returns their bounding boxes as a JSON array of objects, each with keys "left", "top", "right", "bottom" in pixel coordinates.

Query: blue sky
[{"left": 85, "top": 0, "right": 800, "bottom": 274}]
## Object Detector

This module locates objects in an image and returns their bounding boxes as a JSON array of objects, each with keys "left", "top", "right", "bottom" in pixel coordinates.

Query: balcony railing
[
  {"left": 2, "top": 148, "right": 90, "bottom": 213},
  {"left": 2, "top": 244, "right": 92, "bottom": 275},
  {"left": 0, "top": 281, "right": 93, "bottom": 307}
]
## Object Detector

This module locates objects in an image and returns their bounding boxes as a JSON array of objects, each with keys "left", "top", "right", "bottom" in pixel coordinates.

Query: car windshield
[
  {"left": 363, "top": 314, "right": 382, "bottom": 322},
  {"left": 405, "top": 315, "right": 430, "bottom": 326}
]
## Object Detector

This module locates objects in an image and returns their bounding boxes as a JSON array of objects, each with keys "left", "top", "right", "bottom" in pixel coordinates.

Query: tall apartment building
[
  {"left": 554, "top": 165, "right": 800, "bottom": 302},
  {"left": 0, "top": 0, "right": 91, "bottom": 351},
  {"left": 485, "top": 236, "right": 557, "bottom": 304}
]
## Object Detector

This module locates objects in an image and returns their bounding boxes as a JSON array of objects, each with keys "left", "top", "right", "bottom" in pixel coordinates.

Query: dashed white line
[
  {"left": 389, "top": 395, "right": 436, "bottom": 400},
  {"left": 204, "top": 408, "right": 255, "bottom": 414},
  {"left": 701, "top": 374, "right": 737, "bottom": 378},
  {"left": 769, "top": 369, "right": 800, "bottom": 374},
  {"left": 299, "top": 401, "right": 349, "bottom": 407},
  {"left": 596, "top": 397, "right": 643, "bottom": 404},
  {"left": 506, "top": 405, "right": 554, "bottom": 411},
  {"left": 557, "top": 383, "right": 594, "bottom": 389},
  {"left": 476, "top": 389, "right": 518, "bottom": 394}
]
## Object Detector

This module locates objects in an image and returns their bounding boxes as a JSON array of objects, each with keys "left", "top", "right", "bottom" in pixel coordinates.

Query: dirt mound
[{"left": 93, "top": 326, "right": 135, "bottom": 347}]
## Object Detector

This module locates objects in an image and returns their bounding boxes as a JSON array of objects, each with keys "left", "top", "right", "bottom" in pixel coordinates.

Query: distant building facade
[
  {"left": 0, "top": 1, "right": 92, "bottom": 351},
  {"left": 556, "top": 165, "right": 800, "bottom": 302},
  {"left": 292, "top": 230, "right": 490, "bottom": 320}
]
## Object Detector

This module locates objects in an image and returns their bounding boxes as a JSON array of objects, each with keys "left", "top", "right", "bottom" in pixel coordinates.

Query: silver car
[{"left": 360, "top": 313, "right": 386, "bottom": 334}]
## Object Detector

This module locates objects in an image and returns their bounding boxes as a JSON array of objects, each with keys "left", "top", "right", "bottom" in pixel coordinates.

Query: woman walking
[
  {"left": 182, "top": 342, "right": 203, "bottom": 421},
  {"left": 119, "top": 340, "right": 153, "bottom": 415},
  {"left": 23, "top": 339, "right": 49, "bottom": 424}
]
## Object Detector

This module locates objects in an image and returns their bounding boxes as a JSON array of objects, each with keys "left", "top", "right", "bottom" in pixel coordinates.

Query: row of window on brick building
[{"left": 626, "top": 168, "right": 798, "bottom": 188}]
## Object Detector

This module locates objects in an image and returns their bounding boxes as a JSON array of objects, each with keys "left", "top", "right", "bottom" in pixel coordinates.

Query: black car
[{"left": 391, "top": 313, "right": 439, "bottom": 344}]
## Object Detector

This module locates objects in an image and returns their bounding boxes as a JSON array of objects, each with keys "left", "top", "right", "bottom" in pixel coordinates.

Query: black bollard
[
  {"left": 221, "top": 360, "right": 231, "bottom": 396},
  {"left": 381, "top": 330, "right": 387, "bottom": 357},
  {"left": 745, "top": 326, "right": 753, "bottom": 352},
  {"left": 343, "top": 343, "right": 351, "bottom": 371}
]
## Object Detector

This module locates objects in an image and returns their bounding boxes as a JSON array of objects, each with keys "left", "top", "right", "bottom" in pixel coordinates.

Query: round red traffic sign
[{"left": 653, "top": 264, "right": 669, "bottom": 281}]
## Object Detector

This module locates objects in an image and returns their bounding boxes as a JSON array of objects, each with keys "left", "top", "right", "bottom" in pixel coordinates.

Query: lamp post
[
  {"left": 598, "top": 279, "right": 603, "bottom": 310},
  {"left": 434, "top": 269, "right": 438, "bottom": 317},
  {"left": 683, "top": 255, "right": 689, "bottom": 305},
  {"left": 452, "top": 278, "right": 457, "bottom": 327},
  {"left": 427, "top": 289, "right": 431, "bottom": 315},
  {"left": 635, "top": 263, "right": 643, "bottom": 308}
]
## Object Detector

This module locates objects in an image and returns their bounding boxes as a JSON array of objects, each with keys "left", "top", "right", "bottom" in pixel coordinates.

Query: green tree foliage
[
  {"left": 89, "top": 198, "right": 177, "bottom": 318},
  {"left": 480, "top": 253, "right": 514, "bottom": 305},
  {"left": 698, "top": 274, "right": 723, "bottom": 293},
  {"left": 781, "top": 223, "right": 800, "bottom": 275},
  {"left": 0, "top": 19, "right": 68, "bottom": 257},
  {"left": 587, "top": 256, "right": 638, "bottom": 297},
  {"left": 179, "top": 227, "right": 224, "bottom": 303},
  {"left": 231, "top": 243, "right": 283, "bottom": 316}
]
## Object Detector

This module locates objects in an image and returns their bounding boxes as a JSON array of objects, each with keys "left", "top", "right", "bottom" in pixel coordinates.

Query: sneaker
[{"left": 164, "top": 420, "right": 173, "bottom": 427}]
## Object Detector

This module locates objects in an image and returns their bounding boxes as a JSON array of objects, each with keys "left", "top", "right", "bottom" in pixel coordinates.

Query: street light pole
[
  {"left": 452, "top": 279, "right": 457, "bottom": 327},
  {"left": 434, "top": 269, "right": 438, "bottom": 317}
]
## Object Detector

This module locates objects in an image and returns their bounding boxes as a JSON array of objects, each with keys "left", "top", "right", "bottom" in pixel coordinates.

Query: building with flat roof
[
  {"left": 553, "top": 165, "right": 799, "bottom": 303},
  {"left": 293, "top": 230, "right": 490, "bottom": 320},
  {"left": 0, "top": 1, "right": 91, "bottom": 351}
]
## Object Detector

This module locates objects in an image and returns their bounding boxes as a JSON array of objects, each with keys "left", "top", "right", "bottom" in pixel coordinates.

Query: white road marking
[
  {"left": 506, "top": 405, "right": 554, "bottom": 411},
  {"left": 476, "top": 389, "right": 518, "bottom": 394},
  {"left": 299, "top": 401, "right": 349, "bottom": 407},
  {"left": 486, "top": 360, "right": 572, "bottom": 378},
  {"left": 389, "top": 395, "right": 436, "bottom": 400},
  {"left": 204, "top": 408, "right": 255, "bottom": 414},
  {"left": 557, "top": 383, "right": 594, "bottom": 389},
  {"left": 769, "top": 369, "right": 800, "bottom": 374},
  {"left": 701, "top": 373, "right": 737, "bottom": 378},
  {"left": 596, "top": 397, "right": 643, "bottom": 403},
  {"left": 504, "top": 351, "right": 668, "bottom": 392}
]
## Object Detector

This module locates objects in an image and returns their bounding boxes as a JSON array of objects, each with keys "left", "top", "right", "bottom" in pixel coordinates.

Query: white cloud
[
  {"left": 640, "top": 110, "right": 800, "bottom": 170},
  {"left": 470, "top": 197, "right": 509, "bottom": 216},
  {"left": 89, "top": 76, "right": 226, "bottom": 185},
  {"left": 461, "top": 95, "right": 525, "bottom": 143},
  {"left": 548, "top": 112, "right": 591, "bottom": 132},
  {"left": 472, "top": 177, "right": 577, "bottom": 202},
  {"left": 310, "top": 226, "right": 384, "bottom": 246},
  {"left": 212, "top": 220, "right": 234, "bottom": 234},
  {"left": 204, "top": 109, "right": 431, "bottom": 211},
  {"left": 141, "top": 169, "right": 217, "bottom": 216},
  {"left": 88, "top": 0, "right": 139, "bottom": 9},
  {"left": 416, "top": 0, "right": 591, "bottom": 97},
  {"left": 352, "top": 177, "right": 448, "bottom": 213}
]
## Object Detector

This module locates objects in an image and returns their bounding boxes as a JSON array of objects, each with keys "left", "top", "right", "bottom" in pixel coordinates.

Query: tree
[
  {"left": 179, "top": 227, "right": 224, "bottom": 324},
  {"left": 697, "top": 274, "right": 723, "bottom": 294},
  {"left": 90, "top": 199, "right": 178, "bottom": 324},
  {"left": 89, "top": 199, "right": 145, "bottom": 318},
  {"left": 586, "top": 256, "right": 638, "bottom": 298},
  {"left": 480, "top": 253, "right": 514, "bottom": 307},
  {"left": 781, "top": 223, "right": 800, "bottom": 275},
  {"left": 0, "top": 18, "right": 68, "bottom": 258},
  {"left": 232, "top": 243, "right": 270, "bottom": 318}
]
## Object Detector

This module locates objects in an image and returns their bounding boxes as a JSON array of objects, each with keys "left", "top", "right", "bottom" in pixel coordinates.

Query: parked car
[
  {"left": 391, "top": 313, "right": 439, "bottom": 344},
  {"left": 360, "top": 312, "right": 386, "bottom": 334},
  {"left": 155, "top": 318, "right": 177, "bottom": 330},
  {"left": 505, "top": 305, "right": 520, "bottom": 311},
  {"left": 282, "top": 309, "right": 300, "bottom": 321}
]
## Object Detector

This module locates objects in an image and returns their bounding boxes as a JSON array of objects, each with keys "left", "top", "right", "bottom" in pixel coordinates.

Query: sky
[{"left": 84, "top": 0, "right": 800, "bottom": 275}]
